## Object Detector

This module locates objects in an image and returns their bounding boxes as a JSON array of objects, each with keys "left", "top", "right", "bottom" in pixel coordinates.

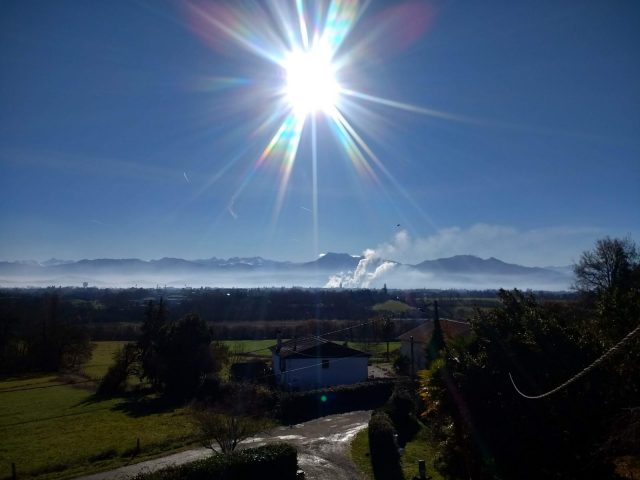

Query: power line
[{"left": 510, "top": 322, "right": 640, "bottom": 400}]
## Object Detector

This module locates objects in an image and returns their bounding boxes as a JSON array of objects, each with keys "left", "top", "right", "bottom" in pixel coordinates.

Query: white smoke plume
[
  {"left": 325, "top": 249, "right": 398, "bottom": 288},
  {"left": 323, "top": 224, "right": 602, "bottom": 290},
  {"left": 371, "top": 225, "right": 601, "bottom": 267}
]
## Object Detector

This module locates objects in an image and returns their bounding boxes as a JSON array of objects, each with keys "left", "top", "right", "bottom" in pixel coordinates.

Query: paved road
[{"left": 78, "top": 410, "right": 371, "bottom": 480}]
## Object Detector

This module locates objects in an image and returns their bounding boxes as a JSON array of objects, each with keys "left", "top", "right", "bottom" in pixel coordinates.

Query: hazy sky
[{"left": 1, "top": 1, "right": 638, "bottom": 266}]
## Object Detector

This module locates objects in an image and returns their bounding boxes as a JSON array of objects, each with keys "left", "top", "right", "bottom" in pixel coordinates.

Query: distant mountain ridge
[
  {"left": 413, "top": 254, "right": 553, "bottom": 275},
  {"left": 0, "top": 253, "right": 573, "bottom": 290},
  {"left": 301, "top": 252, "right": 362, "bottom": 271},
  {"left": 0, "top": 252, "right": 365, "bottom": 272}
]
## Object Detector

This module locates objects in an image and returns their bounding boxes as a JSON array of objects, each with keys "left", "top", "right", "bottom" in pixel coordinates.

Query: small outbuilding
[
  {"left": 270, "top": 336, "right": 369, "bottom": 390},
  {"left": 397, "top": 319, "right": 472, "bottom": 372}
]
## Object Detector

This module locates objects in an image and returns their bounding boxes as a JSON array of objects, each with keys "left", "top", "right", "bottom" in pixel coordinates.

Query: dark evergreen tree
[
  {"left": 137, "top": 299, "right": 167, "bottom": 387},
  {"left": 155, "top": 313, "right": 213, "bottom": 396}
]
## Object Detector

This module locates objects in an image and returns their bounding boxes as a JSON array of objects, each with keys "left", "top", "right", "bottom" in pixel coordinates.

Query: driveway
[
  {"left": 77, "top": 410, "right": 371, "bottom": 480},
  {"left": 368, "top": 363, "right": 396, "bottom": 379}
]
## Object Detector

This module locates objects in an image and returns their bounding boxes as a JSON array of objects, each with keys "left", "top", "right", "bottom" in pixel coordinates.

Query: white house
[
  {"left": 398, "top": 319, "right": 472, "bottom": 372},
  {"left": 270, "top": 336, "right": 369, "bottom": 390}
]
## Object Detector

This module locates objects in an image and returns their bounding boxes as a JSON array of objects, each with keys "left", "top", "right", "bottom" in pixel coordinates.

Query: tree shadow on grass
[
  {"left": 77, "top": 389, "right": 184, "bottom": 418},
  {"left": 110, "top": 394, "right": 185, "bottom": 418}
]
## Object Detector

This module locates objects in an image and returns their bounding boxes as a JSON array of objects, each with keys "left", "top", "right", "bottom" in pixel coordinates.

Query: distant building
[
  {"left": 397, "top": 319, "right": 472, "bottom": 371},
  {"left": 270, "top": 336, "right": 369, "bottom": 390}
]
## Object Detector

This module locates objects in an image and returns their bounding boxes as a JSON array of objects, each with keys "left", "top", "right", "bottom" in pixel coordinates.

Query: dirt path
[{"left": 77, "top": 410, "right": 371, "bottom": 480}]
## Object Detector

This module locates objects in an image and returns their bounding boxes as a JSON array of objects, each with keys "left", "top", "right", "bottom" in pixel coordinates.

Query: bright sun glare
[
  {"left": 189, "top": 0, "right": 438, "bottom": 227},
  {"left": 284, "top": 44, "right": 340, "bottom": 115}
]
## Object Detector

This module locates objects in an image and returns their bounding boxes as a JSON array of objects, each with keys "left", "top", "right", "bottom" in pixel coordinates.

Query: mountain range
[{"left": 0, "top": 253, "right": 574, "bottom": 290}]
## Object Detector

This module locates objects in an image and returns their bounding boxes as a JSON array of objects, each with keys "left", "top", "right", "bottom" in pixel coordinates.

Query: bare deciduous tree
[
  {"left": 574, "top": 236, "right": 638, "bottom": 294},
  {"left": 191, "top": 407, "right": 273, "bottom": 453}
]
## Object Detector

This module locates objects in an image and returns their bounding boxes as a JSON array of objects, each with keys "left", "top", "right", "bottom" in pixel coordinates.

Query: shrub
[
  {"left": 130, "top": 443, "right": 298, "bottom": 480},
  {"left": 217, "top": 382, "right": 278, "bottom": 416},
  {"left": 368, "top": 411, "right": 402, "bottom": 480},
  {"left": 385, "top": 382, "right": 420, "bottom": 446},
  {"left": 277, "top": 379, "right": 395, "bottom": 424}
]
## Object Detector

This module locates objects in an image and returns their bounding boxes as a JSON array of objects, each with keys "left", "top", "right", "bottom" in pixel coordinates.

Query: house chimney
[{"left": 276, "top": 330, "right": 282, "bottom": 353}]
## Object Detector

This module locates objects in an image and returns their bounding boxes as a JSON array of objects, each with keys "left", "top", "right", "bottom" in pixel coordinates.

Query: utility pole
[{"left": 410, "top": 335, "right": 414, "bottom": 378}]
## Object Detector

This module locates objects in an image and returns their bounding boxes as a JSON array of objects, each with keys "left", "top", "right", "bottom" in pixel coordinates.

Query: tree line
[
  {"left": 420, "top": 237, "right": 640, "bottom": 479},
  {"left": 0, "top": 292, "right": 92, "bottom": 375}
]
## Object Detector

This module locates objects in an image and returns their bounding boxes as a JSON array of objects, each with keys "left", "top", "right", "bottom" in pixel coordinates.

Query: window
[
  {"left": 280, "top": 358, "right": 286, "bottom": 372},
  {"left": 322, "top": 359, "right": 330, "bottom": 369}
]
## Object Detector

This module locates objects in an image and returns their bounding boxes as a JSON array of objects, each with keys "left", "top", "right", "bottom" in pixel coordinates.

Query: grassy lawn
[
  {"left": 82, "top": 341, "right": 128, "bottom": 379},
  {"left": 352, "top": 341, "right": 400, "bottom": 357},
  {"left": 0, "top": 344, "right": 199, "bottom": 480},
  {"left": 220, "top": 339, "right": 401, "bottom": 359},
  {"left": 350, "top": 429, "right": 375, "bottom": 479},
  {"left": 222, "top": 339, "right": 276, "bottom": 357},
  {"left": 0, "top": 337, "right": 401, "bottom": 479},
  {"left": 351, "top": 422, "right": 444, "bottom": 480}
]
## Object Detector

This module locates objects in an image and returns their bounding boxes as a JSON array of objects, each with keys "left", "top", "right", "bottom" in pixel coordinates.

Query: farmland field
[
  {"left": 82, "top": 341, "right": 127, "bottom": 378},
  {"left": 223, "top": 339, "right": 276, "bottom": 357},
  {"left": 0, "top": 337, "right": 402, "bottom": 479},
  {"left": 0, "top": 344, "right": 197, "bottom": 480},
  {"left": 224, "top": 339, "right": 401, "bottom": 359}
]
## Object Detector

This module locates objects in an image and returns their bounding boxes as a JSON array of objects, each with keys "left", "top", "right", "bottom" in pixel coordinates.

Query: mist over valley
[{"left": 0, "top": 252, "right": 573, "bottom": 290}]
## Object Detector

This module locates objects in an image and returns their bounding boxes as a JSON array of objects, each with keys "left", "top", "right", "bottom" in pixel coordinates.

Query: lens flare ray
[{"left": 187, "top": 0, "right": 442, "bottom": 226}]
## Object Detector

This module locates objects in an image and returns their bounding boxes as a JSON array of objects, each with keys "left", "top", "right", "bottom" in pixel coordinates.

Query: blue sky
[{"left": 1, "top": 0, "right": 638, "bottom": 266}]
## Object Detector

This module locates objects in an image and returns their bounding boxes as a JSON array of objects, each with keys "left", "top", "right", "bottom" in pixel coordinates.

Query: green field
[
  {"left": 350, "top": 422, "right": 444, "bottom": 480},
  {"left": 372, "top": 300, "right": 414, "bottom": 313},
  {"left": 0, "top": 343, "right": 198, "bottom": 480},
  {"left": 221, "top": 339, "right": 400, "bottom": 360},
  {"left": 223, "top": 339, "right": 276, "bottom": 357},
  {"left": 0, "top": 338, "right": 402, "bottom": 479},
  {"left": 82, "top": 341, "right": 128, "bottom": 378},
  {"left": 351, "top": 341, "right": 400, "bottom": 356}
]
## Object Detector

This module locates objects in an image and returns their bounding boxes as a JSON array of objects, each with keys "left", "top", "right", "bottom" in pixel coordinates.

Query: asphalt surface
[{"left": 77, "top": 410, "right": 371, "bottom": 480}]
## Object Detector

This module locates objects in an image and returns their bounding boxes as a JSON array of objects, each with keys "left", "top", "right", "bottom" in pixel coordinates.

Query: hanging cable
[{"left": 510, "top": 322, "right": 640, "bottom": 400}]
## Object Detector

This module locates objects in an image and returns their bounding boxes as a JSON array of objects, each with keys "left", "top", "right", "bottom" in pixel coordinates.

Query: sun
[{"left": 283, "top": 43, "right": 340, "bottom": 115}]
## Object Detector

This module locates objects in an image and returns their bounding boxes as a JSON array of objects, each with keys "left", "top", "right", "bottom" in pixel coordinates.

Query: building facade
[{"left": 271, "top": 337, "right": 369, "bottom": 390}]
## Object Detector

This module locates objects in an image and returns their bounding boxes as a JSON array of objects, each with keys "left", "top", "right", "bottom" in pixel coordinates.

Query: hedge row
[
  {"left": 381, "top": 381, "right": 420, "bottom": 446},
  {"left": 278, "top": 379, "right": 396, "bottom": 424},
  {"left": 130, "top": 443, "right": 298, "bottom": 480},
  {"left": 368, "top": 411, "right": 403, "bottom": 480}
]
